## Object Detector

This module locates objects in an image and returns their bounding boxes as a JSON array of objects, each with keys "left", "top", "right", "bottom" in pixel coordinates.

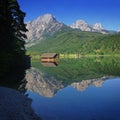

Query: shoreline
[{"left": 0, "top": 87, "right": 41, "bottom": 120}]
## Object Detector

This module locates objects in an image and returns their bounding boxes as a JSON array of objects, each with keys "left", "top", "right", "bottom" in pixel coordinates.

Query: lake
[{"left": 25, "top": 56, "right": 120, "bottom": 120}]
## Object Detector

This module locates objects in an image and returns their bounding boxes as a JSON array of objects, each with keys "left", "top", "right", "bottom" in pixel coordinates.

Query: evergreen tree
[{"left": 0, "top": 0, "right": 28, "bottom": 81}]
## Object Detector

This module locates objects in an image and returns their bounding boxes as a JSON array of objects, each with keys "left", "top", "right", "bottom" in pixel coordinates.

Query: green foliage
[
  {"left": 31, "top": 56, "right": 120, "bottom": 86},
  {"left": 28, "top": 30, "right": 120, "bottom": 55}
]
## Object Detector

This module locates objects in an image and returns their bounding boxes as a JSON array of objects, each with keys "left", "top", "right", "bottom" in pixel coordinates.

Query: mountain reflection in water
[
  {"left": 25, "top": 56, "right": 120, "bottom": 120},
  {"left": 25, "top": 68, "right": 64, "bottom": 97},
  {"left": 25, "top": 56, "right": 120, "bottom": 97},
  {"left": 71, "top": 78, "right": 105, "bottom": 91},
  {"left": 25, "top": 67, "right": 108, "bottom": 97}
]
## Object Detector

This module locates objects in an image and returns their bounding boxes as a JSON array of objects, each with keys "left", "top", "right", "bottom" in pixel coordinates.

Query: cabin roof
[{"left": 41, "top": 53, "right": 58, "bottom": 58}]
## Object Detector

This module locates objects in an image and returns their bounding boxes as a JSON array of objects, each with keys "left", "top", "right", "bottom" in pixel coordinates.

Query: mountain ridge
[
  {"left": 25, "top": 13, "right": 118, "bottom": 47},
  {"left": 70, "top": 20, "right": 108, "bottom": 34}
]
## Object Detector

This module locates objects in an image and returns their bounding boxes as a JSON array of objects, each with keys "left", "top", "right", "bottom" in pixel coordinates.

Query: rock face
[
  {"left": 70, "top": 20, "right": 108, "bottom": 34},
  {"left": 25, "top": 14, "right": 69, "bottom": 47},
  {"left": 92, "top": 23, "right": 103, "bottom": 31},
  {"left": 25, "top": 68, "right": 64, "bottom": 97},
  {"left": 70, "top": 20, "right": 92, "bottom": 31}
]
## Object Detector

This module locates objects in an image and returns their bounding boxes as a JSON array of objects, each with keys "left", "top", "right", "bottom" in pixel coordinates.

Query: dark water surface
[{"left": 25, "top": 57, "right": 120, "bottom": 120}]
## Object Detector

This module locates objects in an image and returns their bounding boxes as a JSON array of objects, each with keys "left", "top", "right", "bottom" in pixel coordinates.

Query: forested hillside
[{"left": 27, "top": 30, "right": 120, "bottom": 55}]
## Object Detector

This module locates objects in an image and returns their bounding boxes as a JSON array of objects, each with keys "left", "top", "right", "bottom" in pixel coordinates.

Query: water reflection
[
  {"left": 71, "top": 77, "right": 105, "bottom": 91},
  {"left": 41, "top": 62, "right": 59, "bottom": 67},
  {"left": 25, "top": 68, "right": 63, "bottom": 97},
  {"left": 27, "top": 78, "right": 120, "bottom": 120},
  {"left": 25, "top": 56, "right": 120, "bottom": 120},
  {"left": 25, "top": 67, "right": 109, "bottom": 97},
  {"left": 31, "top": 56, "right": 120, "bottom": 84},
  {"left": 25, "top": 56, "right": 120, "bottom": 97},
  {"left": 41, "top": 53, "right": 60, "bottom": 67}
]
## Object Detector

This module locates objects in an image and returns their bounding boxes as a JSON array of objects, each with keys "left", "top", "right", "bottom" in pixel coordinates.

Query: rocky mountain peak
[
  {"left": 92, "top": 23, "right": 104, "bottom": 31},
  {"left": 70, "top": 19, "right": 92, "bottom": 31},
  {"left": 25, "top": 14, "right": 69, "bottom": 47},
  {"left": 27, "top": 13, "right": 56, "bottom": 29},
  {"left": 71, "top": 20, "right": 88, "bottom": 27},
  {"left": 35, "top": 13, "right": 56, "bottom": 24},
  {"left": 70, "top": 19, "right": 108, "bottom": 34}
]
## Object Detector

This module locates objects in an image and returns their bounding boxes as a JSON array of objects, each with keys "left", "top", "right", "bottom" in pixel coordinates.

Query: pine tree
[{"left": 0, "top": 0, "right": 28, "bottom": 81}]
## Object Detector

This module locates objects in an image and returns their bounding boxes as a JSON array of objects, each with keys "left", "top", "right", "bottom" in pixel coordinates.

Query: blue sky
[{"left": 18, "top": 0, "right": 120, "bottom": 30}]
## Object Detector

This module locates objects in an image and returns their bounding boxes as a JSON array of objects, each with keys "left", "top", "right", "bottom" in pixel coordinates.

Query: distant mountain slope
[
  {"left": 27, "top": 30, "right": 120, "bottom": 55},
  {"left": 25, "top": 14, "right": 71, "bottom": 47}
]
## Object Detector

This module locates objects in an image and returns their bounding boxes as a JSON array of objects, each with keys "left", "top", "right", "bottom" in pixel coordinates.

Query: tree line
[{"left": 27, "top": 30, "right": 120, "bottom": 55}]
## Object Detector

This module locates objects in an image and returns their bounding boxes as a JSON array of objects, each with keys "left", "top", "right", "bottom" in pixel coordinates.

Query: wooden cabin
[{"left": 41, "top": 53, "right": 60, "bottom": 66}]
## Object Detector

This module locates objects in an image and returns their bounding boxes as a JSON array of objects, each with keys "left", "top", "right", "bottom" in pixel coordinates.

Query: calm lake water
[{"left": 25, "top": 56, "right": 120, "bottom": 120}]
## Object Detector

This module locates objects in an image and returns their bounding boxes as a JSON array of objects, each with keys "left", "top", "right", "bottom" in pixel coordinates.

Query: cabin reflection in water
[{"left": 41, "top": 53, "right": 60, "bottom": 67}]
